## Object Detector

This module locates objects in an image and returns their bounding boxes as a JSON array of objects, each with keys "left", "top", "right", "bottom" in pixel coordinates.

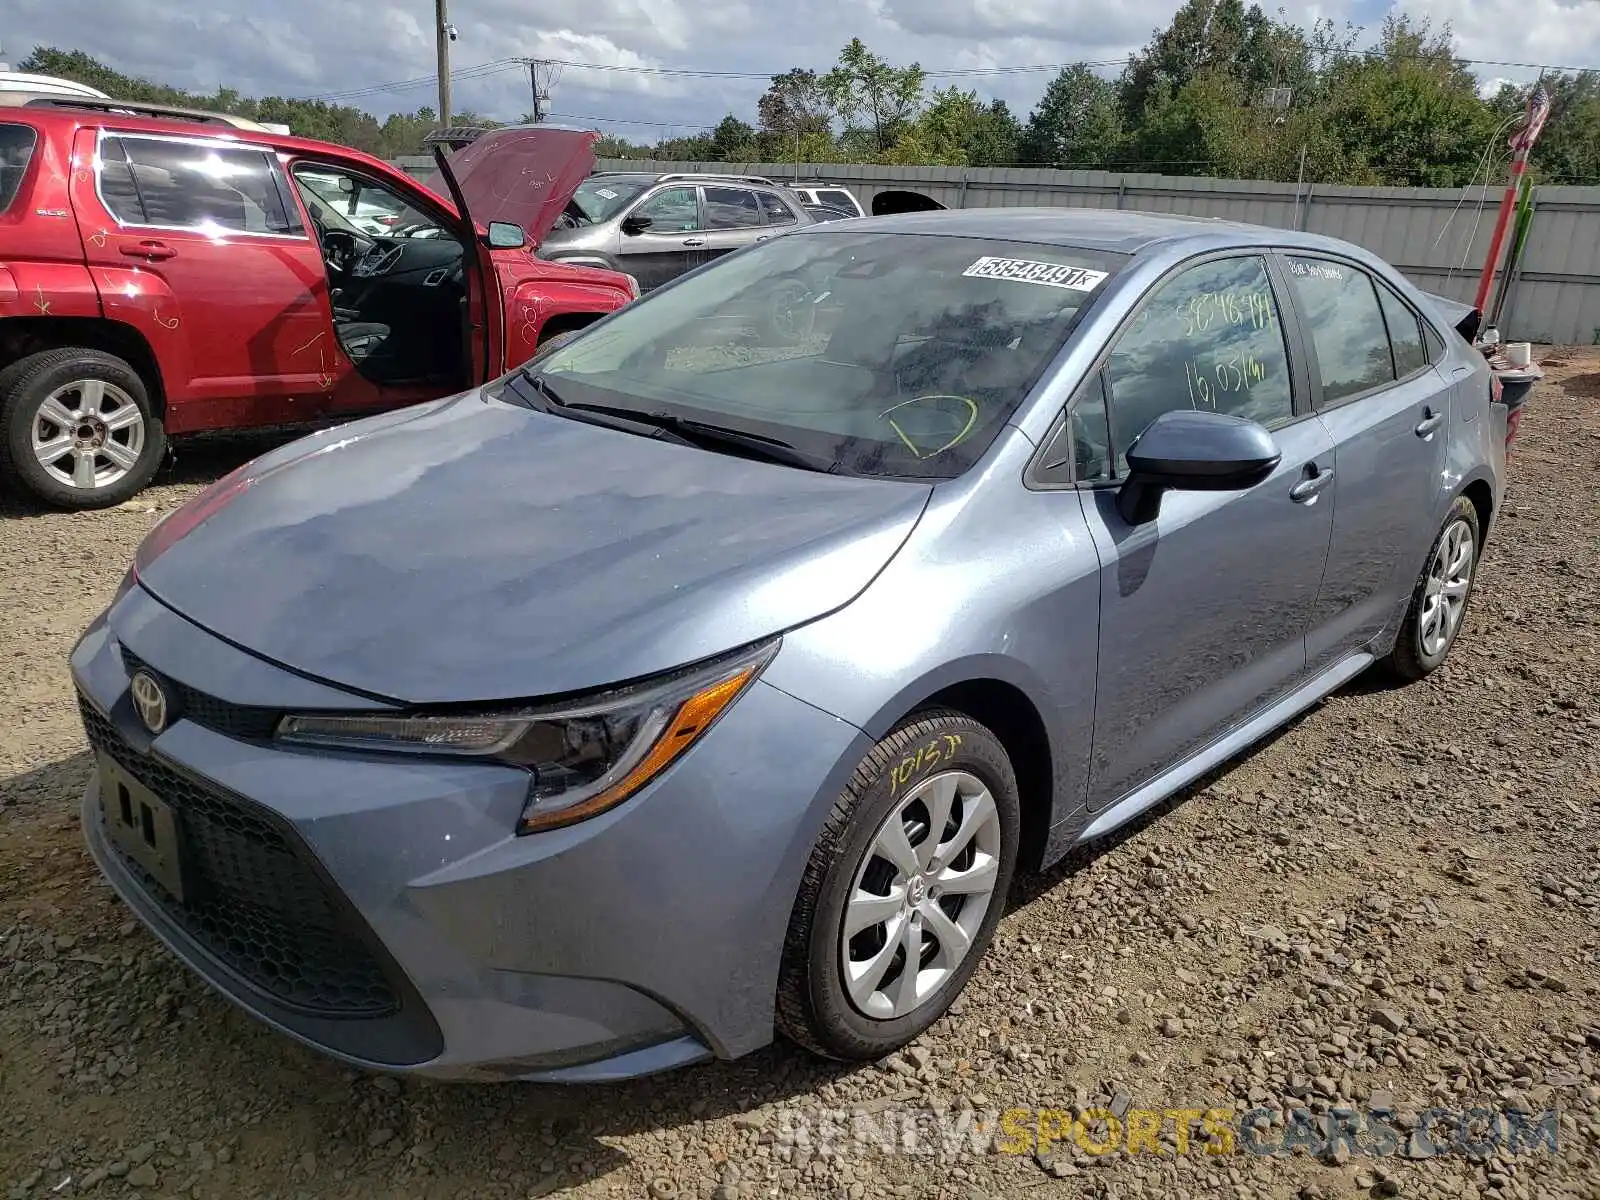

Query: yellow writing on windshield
[
  {"left": 1185, "top": 353, "right": 1270, "bottom": 408},
  {"left": 1180, "top": 290, "right": 1276, "bottom": 337}
]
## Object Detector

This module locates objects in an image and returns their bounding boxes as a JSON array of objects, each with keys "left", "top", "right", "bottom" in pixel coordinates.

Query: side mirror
[
  {"left": 1117, "top": 409, "right": 1281, "bottom": 525},
  {"left": 620, "top": 214, "right": 653, "bottom": 236},
  {"left": 486, "top": 221, "right": 527, "bottom": 249}
]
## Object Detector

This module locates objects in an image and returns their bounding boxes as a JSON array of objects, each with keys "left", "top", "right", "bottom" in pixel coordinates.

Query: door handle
[
  {"left": 1290, "top": 465, "right": 1334, "bottom": 503},
  {"left": 120, "top": 240, "right": 176, "bottom": 261},
  {"left": 755, "top": 234, "right": 771, "bottom": 241},
  {"left": 1415, "top": 407, "right": 1444, "bottom": 437},
  {"left": 681, "top": 238, "right": 705, "bottom": 248}
]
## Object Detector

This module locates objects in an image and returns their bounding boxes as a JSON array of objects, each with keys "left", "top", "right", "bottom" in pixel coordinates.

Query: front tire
[
  {"left": 0, "top": 349, "right": 165, "bottom": 510},
  {"left": 775, "top": 710, "right": 1019, "bottom": 1060},
  {"left": 1382, "top": 495, "right": 1482, "bottom": 680}
]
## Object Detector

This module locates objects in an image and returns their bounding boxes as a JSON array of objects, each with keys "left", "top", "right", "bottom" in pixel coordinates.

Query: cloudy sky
[{"left": 7, "top": 0, "right": 1600, "bottom": 143}]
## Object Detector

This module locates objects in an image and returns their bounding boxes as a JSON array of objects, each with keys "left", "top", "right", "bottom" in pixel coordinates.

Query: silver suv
[{"left": 536, "top": 172, "right": 815, "bottom": 291}]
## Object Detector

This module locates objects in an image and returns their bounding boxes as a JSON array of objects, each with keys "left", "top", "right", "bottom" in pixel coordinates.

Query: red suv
[{"left": 0, "top": 98, "right": 637, "bottom": 509}]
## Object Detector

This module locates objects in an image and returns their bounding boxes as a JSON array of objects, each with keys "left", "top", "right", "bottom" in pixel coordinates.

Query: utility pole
[
  {"left": 528, "top": 60, "right": 543, "bottom": 122},
  {"left": 434, "top": 0, "right": 452, "bottom": 127}
]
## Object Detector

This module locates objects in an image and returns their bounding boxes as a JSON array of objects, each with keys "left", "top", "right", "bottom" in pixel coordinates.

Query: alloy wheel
[
  {"left": 1419, "top": 517, "right": 1475, "bottom": 658},
  {"left": 840, "top": 770, "right": 1002, "bottom": 1020},
  {"left": 30, "top": 379, "right": 146, "bottom": 492}
]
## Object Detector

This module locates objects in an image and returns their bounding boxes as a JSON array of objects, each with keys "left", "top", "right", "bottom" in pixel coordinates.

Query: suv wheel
[
  {"left": 775, "top": 710, "right": 1019, "bottom": 1060},
  {"left": 0, "top": 349, "right": 166, "bottom": 510}
]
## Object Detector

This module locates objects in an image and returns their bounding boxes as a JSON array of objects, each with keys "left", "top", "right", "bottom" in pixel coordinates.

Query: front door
[
  {"left": 1079, "top": 254, "right": 1336, "bottom": 809},
  {"left": 284, "top": 160, "right": 473, "bottom": 417},
  {"left": 1280, "top": 255, "right": 1453, "bottom": 670},
  {"left": 72, "top": 128, "right": 335, "bottom": 434},
  {"left": 616, "top": 185, "right": 703, "bottom": 291}
]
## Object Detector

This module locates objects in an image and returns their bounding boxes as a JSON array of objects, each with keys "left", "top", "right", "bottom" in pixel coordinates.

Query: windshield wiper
[{"left": 512, "top": 375, "right": 824, "bottom": 469}]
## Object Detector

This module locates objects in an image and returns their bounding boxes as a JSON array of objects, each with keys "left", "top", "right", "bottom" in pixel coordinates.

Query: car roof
[
  {"left": 7, "top": 100, "right": 428, "bottom": 193},
  {"left": 822, "top": 206, "right": 1342, "bottom": 257}
]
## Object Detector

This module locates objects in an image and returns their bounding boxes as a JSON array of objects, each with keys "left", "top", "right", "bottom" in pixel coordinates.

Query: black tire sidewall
[
  {"left": 1, "top": 351, "right": 165, "bottom": 510},
  {"left": 799, "top": 714, "right": 1019, "bottom": 1058}
]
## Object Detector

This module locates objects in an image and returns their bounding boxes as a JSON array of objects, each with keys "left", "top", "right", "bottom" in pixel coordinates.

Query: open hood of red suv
[{"left": 426, "top": 126, "right": 597, "bottom": 246}]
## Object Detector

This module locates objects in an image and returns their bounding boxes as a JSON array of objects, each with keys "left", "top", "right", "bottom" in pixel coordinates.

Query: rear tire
[
  {"left": 775, "top": 710, "right": 1019, "bottom": 1061},
  {"left": 1381, "top": 495, "right": 1481, "bottom": 681},
  {"left": 0, "top": 348, "right": 165, "bottom": 510}
]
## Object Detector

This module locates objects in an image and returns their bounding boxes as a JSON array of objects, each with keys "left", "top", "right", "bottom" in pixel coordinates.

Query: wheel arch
[
  {"left": 838, "top": 656, "right": 1063, "bottom": 873},
  {"left": 1458, "top": 473, "right": 1495, "bottom": 542},
  {"left": 0, "top": 317, "right": 167, "bottom": 419}
]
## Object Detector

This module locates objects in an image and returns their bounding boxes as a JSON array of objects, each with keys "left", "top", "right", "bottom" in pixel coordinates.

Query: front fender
[{"left": 498, "top": 276, "right": 631, "bottom": 370}]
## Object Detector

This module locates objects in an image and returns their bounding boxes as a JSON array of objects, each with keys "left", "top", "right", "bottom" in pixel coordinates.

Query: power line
[{"left": 294, "top": 46, "right": 1598, "bottom": 109}]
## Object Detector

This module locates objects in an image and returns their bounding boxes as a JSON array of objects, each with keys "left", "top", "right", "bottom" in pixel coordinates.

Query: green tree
[
  {"left": 1496, "top": 73, "right": 1600, "bottom": 185},
  {"left": 707, "top": 114, "right": 759, "bottom": 161},
  {"left": 756, "top": 68, "right": 835, "bottom": 138},
  {"left": 820, "top": 39, "right": 926, "bottom": 153},
  {"left": 1318, "top": 15, "right": 1498, "bottom": 187},
  {"left": 1020, "top": 65, "right": 1124, "bottom": 167}
]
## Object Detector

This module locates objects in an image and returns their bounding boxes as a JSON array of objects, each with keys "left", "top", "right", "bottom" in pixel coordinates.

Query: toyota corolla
[{"left": 71, "top": 208, "right": 1504, "bottom": 1082}]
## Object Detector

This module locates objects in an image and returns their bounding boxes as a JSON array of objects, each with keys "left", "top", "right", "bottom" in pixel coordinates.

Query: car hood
[
  {"left": 134, "top": 390, "right": 932, "bottom": 705},
  {"left": 426, "top": 126, "right": 598, "bottom": 246}
]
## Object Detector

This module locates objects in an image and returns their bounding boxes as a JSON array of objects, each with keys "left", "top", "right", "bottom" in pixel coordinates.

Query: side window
[
  {"left": 1105, "top": 255, "right": 1294, "bottom": 471},
  {"left": 1284, "top": 256, "right": 1396, "bottom": 404},
  {"left": 96, "top": 138, "right": 144, "bottom": 225},
  {"left": 1034, "top": 373, "right": 1113, "bottom": 487},
  {"left": 290, "top": 163, "right": 438, "bottom": 239},
  {"left": 820, "top": 190, "right": 857, "bottom": 213},
  {"left": 758, "top": 191, "right": 797, "bottom": 225},
  {"left": 1374, "top": 279, "right": 1427, "bottom": 377},
  {"left": 703, "top": 187, "right": 763, "bottom": 230},
  {"left": 0, "top": 124, "right": 38, "bottom": 216},
  {"left": 633, "top": 186, "right": 699, "bottom": 233},
  {"left": 103, "top": 137, "right": 298, "bottom": 235}
]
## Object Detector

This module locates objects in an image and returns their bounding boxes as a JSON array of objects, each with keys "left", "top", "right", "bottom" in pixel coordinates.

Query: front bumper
[{"left": 72, "top": 586, "right": 869, "bottom": 1081}]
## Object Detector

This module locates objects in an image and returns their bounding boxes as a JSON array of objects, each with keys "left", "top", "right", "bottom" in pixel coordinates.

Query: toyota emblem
[{"left": 129, "top": 671, "right": 169, "bottom": 734}]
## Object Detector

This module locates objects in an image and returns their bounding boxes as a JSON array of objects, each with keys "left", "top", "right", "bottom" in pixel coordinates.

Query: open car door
[{"left": 430, "top": 143, "right": 504, "bottom": 384}]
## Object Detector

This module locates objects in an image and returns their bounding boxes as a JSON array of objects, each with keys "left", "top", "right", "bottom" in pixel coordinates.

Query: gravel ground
[{"left": 3, "top": 354, "right": 1599, "bottom": 1200}]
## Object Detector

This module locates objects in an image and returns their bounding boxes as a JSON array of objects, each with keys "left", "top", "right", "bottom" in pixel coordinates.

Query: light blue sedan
[{"left": 72, "top": 207, "right": 1504, "bottom": 1082}]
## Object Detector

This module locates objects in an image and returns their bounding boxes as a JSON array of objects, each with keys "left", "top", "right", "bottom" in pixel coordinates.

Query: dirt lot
[{"left": 3, "top": 356, "right": 1599, "bottom": 1200}]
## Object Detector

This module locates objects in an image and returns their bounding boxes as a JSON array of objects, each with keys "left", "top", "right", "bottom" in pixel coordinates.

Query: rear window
[
  {"left": 820, "top": 189, "right": 856, "bottom": 212},
  {"left": 0, "top": 124, "right": 38, "bottom": 216}
]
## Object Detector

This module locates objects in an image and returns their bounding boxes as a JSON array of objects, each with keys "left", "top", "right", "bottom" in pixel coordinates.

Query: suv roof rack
[
  {"left": 10, "top": 95, "right": 273, "bottom": 130},
  {"left": 652, "top": 172, "right": 778, "bottom": 186}
]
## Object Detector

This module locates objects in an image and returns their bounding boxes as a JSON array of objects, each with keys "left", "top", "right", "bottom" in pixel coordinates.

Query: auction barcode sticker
[{"left": 962, "top": 257, "right": 1109, "bottom": 292}]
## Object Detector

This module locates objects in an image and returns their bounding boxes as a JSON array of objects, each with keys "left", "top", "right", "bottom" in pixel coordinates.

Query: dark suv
[
  {"left": 0, "top": 100, "right": 637, "bottom": 509},
  {"left": 536, "top": 172, "right": 816, "bottom": 290}
]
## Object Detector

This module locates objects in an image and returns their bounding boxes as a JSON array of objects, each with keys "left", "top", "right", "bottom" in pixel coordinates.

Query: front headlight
[{"left": 275, "top": 640, "right": 777, "bottom": 834}]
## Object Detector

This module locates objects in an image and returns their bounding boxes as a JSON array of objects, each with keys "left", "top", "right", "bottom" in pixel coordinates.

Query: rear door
[
  {"left": 757, "top": 189, "right": 802, "bottom": 238},
  {"left": 1277, "top": 254, "right": 1451, "bottom": 672},
  {"left": 616, "top": 185, "right": 702, "bottom": 290},
  {"left": 699, "top": 186, "right": 766, "bottom": 264},
  {"left": 71, "top": 128, "right": 335, "bottom": 433}
]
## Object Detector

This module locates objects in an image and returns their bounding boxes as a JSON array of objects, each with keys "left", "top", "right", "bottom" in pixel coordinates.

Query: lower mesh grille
[{"left": 79, "top": 695, "right": 400, "bottom": 1018}]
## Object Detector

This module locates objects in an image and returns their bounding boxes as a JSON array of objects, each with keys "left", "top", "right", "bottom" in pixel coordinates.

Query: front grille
[
  {"left": 79, "top": 696, "right": 399, "bottom": 1019},
  {"left": 119, "top": 647, "right": 282, "bottom": 741}
]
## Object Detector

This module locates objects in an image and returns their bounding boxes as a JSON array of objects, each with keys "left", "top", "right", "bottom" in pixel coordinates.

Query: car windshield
[
  {"left": 530, "top": 230, "right": 1127, "bottom": 479},
  {"left": 570, "top": 177, "right": 652, "bottom": 223}
]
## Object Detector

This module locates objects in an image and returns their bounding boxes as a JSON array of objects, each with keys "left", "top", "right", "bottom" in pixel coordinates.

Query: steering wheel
[
  {"left": 322, "top": 229, "right": 362, "bottom": 273},
  {"left": 350, "top": 240, "right": 403, "bottom": 279},
  {"left": 879, "top": 394, "right": 980, "bottom": 460}
]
